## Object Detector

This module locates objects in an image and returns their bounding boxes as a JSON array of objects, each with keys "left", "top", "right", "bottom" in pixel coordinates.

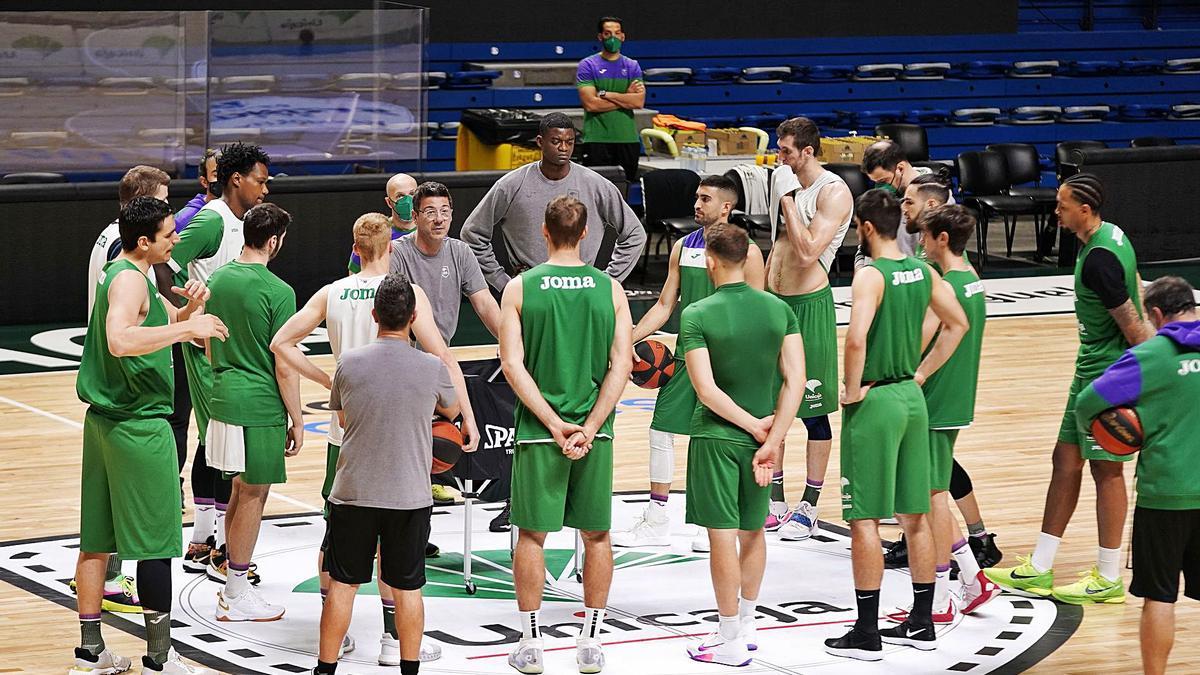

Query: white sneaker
[
  {"left": 215, "top": 587, "right": 284, "bottom": 622},
  {"left": 778, "top": 501, "right": 819, "bottom": 541},
  {"left": 612, "top": 503, "right": 671, "bottom": 548},
  {"left": 508, "top": 637, "right": 544, "bottom": 674},
  {"left": 690, "top": 529, "right": 710, "bottom": 553},
  {"left": 146, "top": 648, "right": 217, "bottom": 674},
  {"left": 378, "top": 634, "right": 443, "bottom": 664},
  {"left": 686, "top": 631, "right": 752, "bottom": 667},
  {"left": 740, "top": 617, "right": 758, "bottom": 651},
  {"left": 576, "top": 637, "right": 605, "bottom": 673},
  {"left": 338, "top": 633, "right": 355, "bottom": 657},
  {"left": 69, "top": 648, "right": 131, "bottom": 675},
  {"left": 764, "top": 502, "right": 790, "bottom": 531}
]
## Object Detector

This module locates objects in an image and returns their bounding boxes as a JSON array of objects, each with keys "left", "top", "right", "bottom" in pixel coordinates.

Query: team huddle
[{"left": 69, "top": 116, "right": 1196, "bottom": 675}]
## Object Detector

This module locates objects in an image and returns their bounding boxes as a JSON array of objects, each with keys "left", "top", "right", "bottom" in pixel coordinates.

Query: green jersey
[
  {"left": 1073, "top": 221, "right": 1142, "bottom": 379},
  {"left": 77, "top": 259, "right": 173, "bottom": 420},
  {"left": 922, "top": 269, "right": 986, "bottom": 428},
  {"left": 678, "top": 282, "right": 800, "bottom": 445},
  {"left": 514, "top": 263, "right": 616, "bottom": 443},
  {"left": 863, "top": 257, "right": 932, "bottom": 383},
  {"left": 576, "top": 53, "right": 643, "bottom": 144},
  {"left": 206, "top": 261, "right": 296, "bottom": 426}
]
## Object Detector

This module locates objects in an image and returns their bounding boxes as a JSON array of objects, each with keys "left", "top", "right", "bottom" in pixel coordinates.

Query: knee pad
[
  {"left": 950, "top": 459, "right": 973, "bottom": 500},
  {"left": 802, "top": 415, "right": 832, "bottom": 441},
  {"left": 648, "top": 429, "right": 675, "bottom": 484},
  {"left": 135, "top": 558, "right": 172, "bottom": 613}
]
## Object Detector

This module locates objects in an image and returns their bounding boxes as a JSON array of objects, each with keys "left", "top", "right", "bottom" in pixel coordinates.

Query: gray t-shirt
[
  {"left": 390, "top": 235, "right": 487, "bottom": 344},
  {"left": 328, "top": 337, "right": 457, "bottom": 510}
]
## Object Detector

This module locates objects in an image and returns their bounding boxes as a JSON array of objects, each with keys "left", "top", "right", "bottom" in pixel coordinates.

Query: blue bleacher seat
[
  {"left": 1118, "top": 103, "right": 1171, "bottom": 120},
  {"left": 693, "top": 116, "right": 739, "bottom": 128},
  {"left": 902, "top": 62, "right": 951, "bottom": 80},
  {"left": 738, "top": 112, "right": 787, "bottom": 130},
  {"left": 794, "top": 111, "right": 841, "bottom": 127},
  {"left": 908, "top": 108, "right": 951, "bottom": 125},
  {"left": 436, "top": 121, "right": 459, "bottom": 140},
  {"left": 1009, "top": 60, "right": 1061, "bottom": 78},
  {"left": 955, "top": 61, "right": 1008, "bottom": 79},
  {"left": 642, "top": 68, "right": 692, "bottom": 85},
  {"left": 852, "top": 110, "right": 906, "bottom": 127},
  {"left": 1066, "top": 60, "right": 1121, "bottom": 77},
  {"left": 1008, "top": 105, "right": 1061, "bottom": 124},
  {"left": 951, "top": 107, "right": 1002, "bottom": 125},
  {"left": 442, "top": 71, "right": 499, "bottom": 89},
  {"left": 691, "top": 67, "right": 741, "bottom": 84},
  {"left": 1060, "top": 105, "right": 1111, "bottom": 122},
  {"left": 738, "top": 66, "right": 791, "bottom": 83},
  {"left": 413, "top": 72, "right": 448, "bottom": 88},
  {"left": 854, "top": 63, "right": 904, "bottom": 81},
  {"left": 1171, "top": 103, "right": 1200, "bottom": 119},
  {"left": 1164, "top": 58, "right": 1200, "bottom": 75},
  {"left": 802, "top": 65, "right": 854, "bottom": 82},
  {"left": 1122, "top": 58, "right": 1166, "bottom": 74}
]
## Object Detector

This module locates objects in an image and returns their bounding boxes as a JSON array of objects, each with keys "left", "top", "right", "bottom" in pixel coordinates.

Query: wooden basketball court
[{"left": 1, "top": 313, "right": 1196, "bottom": 673}]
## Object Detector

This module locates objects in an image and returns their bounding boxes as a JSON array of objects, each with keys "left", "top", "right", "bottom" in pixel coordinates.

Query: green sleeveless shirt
[
  {"left": 922, "top": 269, "right": 986, "bottom": 428},
  {"left": 863, "top": 257, "right": 932, "bottom": 382},
  {"left": 1073, "top": 221, "right": 1142, "bottom": 380}
]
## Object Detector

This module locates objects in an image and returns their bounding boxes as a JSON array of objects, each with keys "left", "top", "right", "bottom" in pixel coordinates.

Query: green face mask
[
  {"left": 874, "top": 182, "right": 899, "bottom": 195},
  {"left": 602, "top": 36, "right": 622, "bottom": 53},
  {"left": 393, "top": 194, "right": 413, "bottom": 221}
]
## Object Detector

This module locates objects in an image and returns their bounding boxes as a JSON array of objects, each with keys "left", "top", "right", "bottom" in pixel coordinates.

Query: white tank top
[
  {"left": 790, "top": 170, "right": 852, "bottom": 272},
  {"left": 188, "top": 198, "right": 244, "bottom": 285},
  {"left": 324, "top": 273, "right": 384, "bottom": 444}
]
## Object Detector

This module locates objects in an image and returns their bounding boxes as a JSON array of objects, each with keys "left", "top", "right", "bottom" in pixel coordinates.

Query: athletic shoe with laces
[
  {"left": 102, "top": 575, "right": 142, "bottom": 614},
  {"left": 508, "top": 637, "right": 544, "bottom": 674},
  {"left": 686, "top": 631, "right": 752, "bottom": 666},
  {"left": 206, "top": 545, "right": 260, "bottom": 585},
  {"left": 490, "top": 500, "right": 512, "bottom": 532},
  {"left": 612, "top": 503, "right": 671, "bottom": 548},
  {"left": 215, "top": 586, "right": 285, "bottom": 622},
  {"left": 379, "top": 633, "right": 442, "bottom": 664},
  {"left": 1050, "top": 567, "right": 1126, "bottom": 605},
  {"left": 69, "top": 647, "right": 131, "bottom": 674},
  {"left": 961, "top": 570, "right": 1002, "bottom": 614},
  {"left": 183, "top": 540, "right": 212, "bottom": 574},
  {"left": 740, "top": 617, "right": 758, "bottom": 651},
  {"left": 141, "top": 648, "right": 216, "bottom": 674},
  {"left": 883, "top": 536, "right": 908, "bottom": 569},
  {"left": 778, "top": 501, "right": 819, "bottom": 541},
  {"left": 764, "top": 503, "right": 790, "bottom": 532},
  {"left": 984, "top": 554, "right": 1053, "bottom": 597},
  {"left": 576, "top": 638, "right": 605, "bottom": 673},
  {"left": 879, "top": 619, "right": 937, "bottom": 650},
  {"left": 969, "top": 532, "right": 1004, "bottom": 568},
  {"left": 691, "top": 529, "right": 711, "bottom": 553},
  {"left": 823, "top": 627, "right": 882, "bottom": 661},
  {"left": 885, "top": 596, "right": 957, "bottom": 625},
  {"left": 338, "top": 633, "right": 355, "bottom": 657},
  {"left": 426, "top": 541, "right": 441, "bottom": 558},
  {"left": 432, "top": 484, "right": 460, "bottom": 505}
]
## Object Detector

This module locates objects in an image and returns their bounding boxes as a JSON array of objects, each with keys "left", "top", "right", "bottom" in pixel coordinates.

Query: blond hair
[{"left": 353, "top": 212, "right": 391, "bottom": 263}]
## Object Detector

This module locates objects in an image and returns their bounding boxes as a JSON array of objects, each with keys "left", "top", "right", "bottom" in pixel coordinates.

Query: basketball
[
  {"left": 630, "top": 339, "right": 676, "bottom": 389},
  {"left": 432, "top": 418, "right": 464, "bottom": 474},
  {"left": 1091, "top": 406, "right": 1143, "bottom": 456}
]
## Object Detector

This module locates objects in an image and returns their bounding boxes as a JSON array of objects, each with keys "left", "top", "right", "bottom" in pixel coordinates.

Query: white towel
[
  {"left": 206, "top": 419, "right": 246, "bottom": 473},
  {"left": 731, "top": 164, "right": 770, "bottom": 215},
  {"left": 768, "top": 164, "right": 801, "bottom": 241}
]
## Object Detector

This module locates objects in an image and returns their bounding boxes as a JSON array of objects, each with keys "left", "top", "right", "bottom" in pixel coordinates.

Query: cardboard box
[
  {"left": 672, "top": 130, "right": 706, "bottom": 149},
  {"left": 823, "top": 135, "right": 882, "bottom": 166},
  {"left": 707, "top": 128, "right": 757, "bottom": 155}
]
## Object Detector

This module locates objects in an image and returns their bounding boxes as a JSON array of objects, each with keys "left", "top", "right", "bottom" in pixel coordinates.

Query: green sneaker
[
  {"left": 1050, "top": 567, "right": 1126, "bottom": 605},
  {"left": 983, "top": 555, "right": 1054, "bottom": 597}
]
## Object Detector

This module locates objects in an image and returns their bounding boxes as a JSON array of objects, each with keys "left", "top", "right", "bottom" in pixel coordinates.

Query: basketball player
[
  {"left": 882, "top": 205, "right": 1000, "bottom": 627},
  {"left": 764, "top": 116, "right": 853, "bottom": 540},
  {"left": 855, "top": 139, "right": 952, "bottom": 269},
  {"left": 825, "top": 189, "right": 968, "bottom": 660},
  {"left": 501, "top": 196, "right": 632, "bottom": 674},
  {"left": 160, "top": 142, "right": 271, "bottom": 584},
  {"left": 271, "top": 212, "right": 478, "bottom": 664},
  {"left": 614, "top": 175, "right": 764, "bottom": 552},
  {"left": 315, "top": 274, "right": 458, "bottom": 675},
  {"left": 81, "top": 165, "right": 171, "bottom": 614},
  {"left": 1075, "top": 276, "right": 1200, "bottom": 675},
  {"left": 72, "top": 196, "right": 226, "bottom": 675},
  {"left": 204, "top": 203, "right": 298, "bottom": 623},
  {"left": 348, "top": 173, "right": 418, "bottom": 273},
  {"left": 681, "top": 223, "right": 805, "bottom": 667},
  {"left": 986, "top": 173, "right": 1154, "bottom": 604}
]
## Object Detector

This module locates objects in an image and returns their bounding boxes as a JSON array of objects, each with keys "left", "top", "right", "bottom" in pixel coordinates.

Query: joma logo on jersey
[
  {"left": 1178, "top": 359, "right": 1200, "bottom": 376},
  {"left": 890, "top": 268, "right": 925, "bottom": 286},
  {"left": 338, "top": 287, "right": 376, "bottom": 301},
  {"left": 539, "top": 276, "right": 597, "bottom": 290},
  {"left": 964, "top": 281, "right": 986, "bottom": 297}
]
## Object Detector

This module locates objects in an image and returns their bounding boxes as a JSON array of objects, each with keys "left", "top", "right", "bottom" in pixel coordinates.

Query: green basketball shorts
[
  {"left": 774, "top": 286, "right": 838, "bottom": 419},
  {"left": 1058, "top": 373, "right": 1134, "bottom": 463},
  {"left": 180, "top": 342, "right": 213, "bottom": 443},
  {"left": 929, "top": 428, "right": 960, "bottom": 492},
  {"left": 510, "top": 439, "right": 613, "bottom": 532},
  {"left": 221, "top": 424, "right": 289, "bottom": 485},
  {"left": 685, "top": 437, "right": 770, "bottom": 530},
  {"left": 650, "top": 357, "right": 696, "bottom": 435},
  {"left": 840, "top": 380, "right": 931, "bottom": 521}
]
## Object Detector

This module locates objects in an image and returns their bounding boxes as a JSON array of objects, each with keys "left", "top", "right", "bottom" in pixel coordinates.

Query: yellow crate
[{"left": 455, "top": 126, "right": 542, "bottom": 171}]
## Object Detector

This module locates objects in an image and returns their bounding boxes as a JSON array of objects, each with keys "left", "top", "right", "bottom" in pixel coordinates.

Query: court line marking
[
  {"left": 267, "top": 489, "right": 321, "bottom": 512},
  {"left": 0, "top": 395, "right": 83, "bottom": 429}
]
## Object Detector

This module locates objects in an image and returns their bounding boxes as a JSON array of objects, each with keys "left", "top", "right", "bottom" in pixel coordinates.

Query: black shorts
[
  {"left": 323, "top": 503, "right": 432, "bottom": 590},
  {"left": 581, "top": 142, "right": 641, "bottom": 182},
  {"left": 1130, "top": 506, "right": 1200, "bottom": 604}
]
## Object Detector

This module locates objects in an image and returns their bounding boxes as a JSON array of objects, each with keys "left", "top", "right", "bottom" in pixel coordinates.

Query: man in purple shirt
[
  {"left": 175, "top": 148, "right": 220, "bottom": 232},
  {"left": 577, "top": 16, "right": 645, "bottom": 182}
]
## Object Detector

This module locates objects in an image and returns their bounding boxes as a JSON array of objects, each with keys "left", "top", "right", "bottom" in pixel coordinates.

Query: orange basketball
[
  {"left": 631, "top": 339, "right": 676, "bottom": 389},
  {"left": 432, "top": 418, "right": 463, "bottom": 474},
  {"left": 1091, "top": 407, "right": 1143, "bottom": 456}
]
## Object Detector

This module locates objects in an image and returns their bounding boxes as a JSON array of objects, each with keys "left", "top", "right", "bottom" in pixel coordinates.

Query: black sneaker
[
  {"left": 425, "top": 541, "right": 440, "bottom": 558},
  {"left": 879, "top": 619, "right": 937, "bottom": 651},
  {"left": 969, "top": 532, "right": 1003, "bottom": 568},
  {"left": 883, "top": 536, "right": 908, "bottom": 569},
  {"left": 823, "top": 627, "right": 882, "bottom": 661},
  {"left": 489, "top": 500, "right": 511, "bottom": 532}
]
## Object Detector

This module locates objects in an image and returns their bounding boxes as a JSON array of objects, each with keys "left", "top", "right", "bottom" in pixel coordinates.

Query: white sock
[
  {"left": 717, "top": 614, "right": 740, "bottom": 641},
  {"left": 215, "top": 508, "right": 227, "bottom": 549},
  {"left": 934, "top": 566, "right": 951, "bottom": 609},
  {"left": 1030, "top": 532, "right": 1061, "bottom": 573},
  {"left": 738, "top": 597, "right": 756, "bottom": 621},
  {"left": 581, "top": 607, "right": 605, "bottom": 640},
  {"left": 1097, "top": 546, "right": 1122, "bottom": 582},
  {"left": 952, "top": 539, "right": 982, "bottom": 582},
  {"left": 192, "top": 505, "right": 216, "bottom": 544},
  {"left": 520, "top": 610, "right": 540, "bottom": 639},
  {"left": 225, "top": 565, "right": 250, "bottom": 598}
]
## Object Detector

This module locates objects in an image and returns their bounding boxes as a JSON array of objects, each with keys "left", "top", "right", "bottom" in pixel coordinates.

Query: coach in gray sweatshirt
[{"left": 460, "top": 113, "right": 647, "bottom": 290}]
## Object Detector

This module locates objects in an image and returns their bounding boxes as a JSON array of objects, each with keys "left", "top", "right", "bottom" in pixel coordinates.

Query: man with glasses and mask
[
  {"left": 855, "top": 140, "right": 953, "bottom": 270},
  {"left": 350, "top": 173, "right": 418, "bottom": 274}
]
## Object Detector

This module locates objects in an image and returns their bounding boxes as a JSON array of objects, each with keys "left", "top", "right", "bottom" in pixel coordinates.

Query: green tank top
[
  {"left": 863, "top": 257, "right": 932, "bottom": 382},
  {"left": 76, "top": 259, "right": 173, "bottom": 419},
  {"left": 678, "top": 229, "right": 716, "bottom": 312},
  {"left": 1073, "top": 221, "right": 1142, "bottom": 379},
  {"left": 515, "top": 263, "right": 616, "bottom": 442},
  {"left": 922, "top": 269, "right": 986, "bottom": 427}
]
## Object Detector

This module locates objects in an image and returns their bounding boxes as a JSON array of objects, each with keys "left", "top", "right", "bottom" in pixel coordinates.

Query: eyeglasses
[{"left": 419, "top": 208, "right": 453, "bottom": 219}]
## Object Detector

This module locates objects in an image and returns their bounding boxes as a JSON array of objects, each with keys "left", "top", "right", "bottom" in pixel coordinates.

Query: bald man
[{"left": 348, "top": 173, "right": 419, "bottom": 273}]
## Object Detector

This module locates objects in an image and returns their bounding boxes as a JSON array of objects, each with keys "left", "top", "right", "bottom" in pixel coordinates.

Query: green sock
[
  {"left": 105, "top": 554, "right": 123, "bottom": 583},
  {"left": 80, "top": 616, "right": 104, "bottom": 656},
  {"left": 144, "top": 610, "right": 171, "bottom": 665},
  {"left": 769, "top": 471, "right": 785, "bottom": 504},
  {"left": 382, "top": 600, "right": 397, "bottom": 639}
]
